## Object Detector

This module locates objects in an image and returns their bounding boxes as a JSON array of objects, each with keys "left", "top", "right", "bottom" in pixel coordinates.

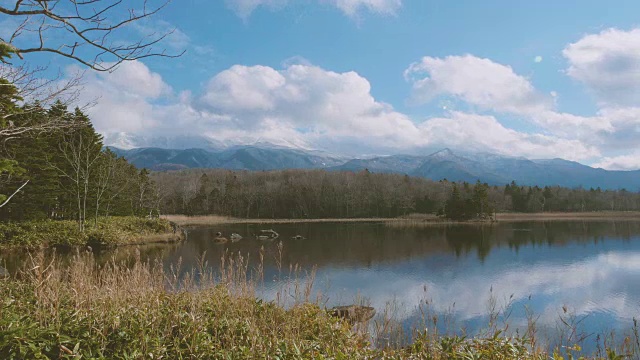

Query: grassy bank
[
  {"left": 2, "top": 252, "right": 637, "bottom": 359},
  {"left": 0, "top": 251, "right": 545, "bottom": 359},
  {"left": 0, "top": 217, "right": 182, "bottom": 249}
]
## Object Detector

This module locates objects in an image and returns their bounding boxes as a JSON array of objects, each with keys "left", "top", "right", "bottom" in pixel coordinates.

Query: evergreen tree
[{"left": 472, "top": 180, "right": 491, "bottom": 218}]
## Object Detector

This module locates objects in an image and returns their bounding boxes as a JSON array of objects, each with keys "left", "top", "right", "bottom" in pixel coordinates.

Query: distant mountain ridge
[
  {"left": 109, "top": 145, "right": 347, "bottom": 172},
  {"left": 108, "top": 144, "right": 640, "bottom": 191}
]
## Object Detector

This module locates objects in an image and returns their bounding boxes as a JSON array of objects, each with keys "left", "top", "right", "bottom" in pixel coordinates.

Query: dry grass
[
  {"left": 2, "top": 248, "right": 639, "bottom": 359},
  {"left": 0, "top": 249, "right": 370, "bottom": 359}
]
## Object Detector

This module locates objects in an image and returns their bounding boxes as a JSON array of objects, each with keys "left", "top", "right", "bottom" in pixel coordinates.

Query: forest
[
  {"left": 152, "top": 168, "right": 640, "bottom": 219},
  {"left": 0, "top": 96, "right": 160, "bottom": 227}
]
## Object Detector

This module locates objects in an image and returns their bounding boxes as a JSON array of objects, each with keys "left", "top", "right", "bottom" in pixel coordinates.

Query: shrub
[{"left": 0, "top": 217, "right": 173, "bottom": 248}]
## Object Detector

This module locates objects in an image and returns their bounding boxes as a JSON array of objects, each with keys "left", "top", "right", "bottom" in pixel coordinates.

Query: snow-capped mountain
[
  {"left": 102, "top": 133, "right": 226, "bottom": 151},
  {"left": 109, "top": 145, "right": 348, "bottom": 172},
  {"left": 106, "top": 136, "right": 640, "bottom": 190}
]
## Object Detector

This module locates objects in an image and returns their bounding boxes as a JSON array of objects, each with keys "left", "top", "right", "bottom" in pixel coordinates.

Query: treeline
[
  {"left": 152, "top": 169, "right": 640, "bottom": 219},
  {"left": 0, "top": 100, "right": 159, "bottom": 228}
]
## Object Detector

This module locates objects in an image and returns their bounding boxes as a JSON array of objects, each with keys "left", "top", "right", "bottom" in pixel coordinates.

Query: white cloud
[
  {"left": 84, "top": 60, "right": 599, "bottom": 161},
  {"left": 534, "top": 55, "right": 543, "bottom": 63},
  {"left": 563, "top": 28, "right": 640, "bottom": 107},
  {"left": 289, "top": 250, "right": 640, "bottom": 331},
  {"left": 405, "top": 55, "right": 553, "bottom": 115},
  {"left": 330, "top": 0, "right": 402, "bottom": 16},
  {"left": 594, "top": 107, "right": 640, "bottom": 150},
  {"left": 84, "top": 61, "right": 421, "bottom": 150},
  {"left": 71, "top": 61, "right": 171, "bottom": 133},
  {"left": 403, "top": 51, "right": 640, "bottom": 165},
  {"left": 531, "top": 111, "right": 612, "bottom": 139},
  {"left": 225, "top": 0, "right": 401, "bottom": 19},
  {"left": 102, "top": 61, "right": 171, "bottom": 99},
  {"left": 200, "top": 64, "right": 422, "bottom": 148},
  {"left": 419, "top": 112, "right": 599, "bottom": 161},
  {"left": 593, "top": 153, "right": 640, "bottom": 171}
]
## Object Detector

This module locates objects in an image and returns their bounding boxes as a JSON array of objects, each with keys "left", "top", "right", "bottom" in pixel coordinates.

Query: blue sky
[{"left": 6, "top": 0, "right": 640, "bottom": 169}]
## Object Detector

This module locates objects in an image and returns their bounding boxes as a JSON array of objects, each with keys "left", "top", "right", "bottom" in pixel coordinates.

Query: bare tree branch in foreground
[
  {"left": 0, "top": 63, "right": 90, "bottom": 139},
  {"left": 0, "top": 0, "right": 184, "bottom": 72}
]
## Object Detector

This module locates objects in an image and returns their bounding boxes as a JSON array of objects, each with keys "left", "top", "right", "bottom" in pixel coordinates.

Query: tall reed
[{"left": 1, "top": 247, "right": 637, "bottom": 359}]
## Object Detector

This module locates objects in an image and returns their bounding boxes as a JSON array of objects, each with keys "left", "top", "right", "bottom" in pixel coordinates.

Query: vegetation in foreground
[
  {"left": 1, "top": 251, "right": 638, "bottom": 359},
  {"left": 0, "top": 217, "right": 177, "bottom": 249}
]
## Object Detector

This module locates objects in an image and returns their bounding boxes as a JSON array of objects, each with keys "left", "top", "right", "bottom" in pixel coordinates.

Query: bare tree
[
  {"left": 48, "top": 132, "right": 102, "bottom": 232},
  {"left": 93, "top": 150, "right": 116, "bottom": 224},
  {"left": 0, "top": 0, "right": 183, "bottom": 72}
]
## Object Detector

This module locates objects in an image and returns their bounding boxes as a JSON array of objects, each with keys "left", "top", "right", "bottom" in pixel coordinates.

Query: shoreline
[
  {"left": 115, "top": 230, "right": 186, "bottom": 247},
  {"left": 495, "top": 211, "right": 640, "bottom": 222},
  {"left": 164, "top": 211, "right": 640, "bottom": 226},
  {"left": 162, "top": 215, "right": 403, "bottom": 226}
]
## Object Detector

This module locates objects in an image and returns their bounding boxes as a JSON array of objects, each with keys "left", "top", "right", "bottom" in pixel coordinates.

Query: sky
[{"left": 8, "top": 0, "right": 640, "bottom": 169}]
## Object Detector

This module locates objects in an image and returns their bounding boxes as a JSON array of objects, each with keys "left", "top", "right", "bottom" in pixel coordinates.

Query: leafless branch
[
  {"left": 0, "top": 0, "right": 183, "bottom": 72},
  {"left": 0, "top": 62, "right": 95, "bottom": 139}
]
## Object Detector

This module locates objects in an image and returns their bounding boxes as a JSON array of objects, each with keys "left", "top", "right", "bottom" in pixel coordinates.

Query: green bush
[
  {"left": 0, "top": 217, "right": 174, "bottom": 248},
  {"left": 0, "top": 220, "right": 84, "bottom": 248}
]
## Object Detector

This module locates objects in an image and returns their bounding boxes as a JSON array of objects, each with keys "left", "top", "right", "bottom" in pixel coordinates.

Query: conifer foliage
[{"left": 0, "top": 87, "right": 159, "bottom": 227}]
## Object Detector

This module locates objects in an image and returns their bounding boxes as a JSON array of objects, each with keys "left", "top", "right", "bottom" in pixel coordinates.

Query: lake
[{"left": 5, "top": 220, "right": 640, "bottom": 349}]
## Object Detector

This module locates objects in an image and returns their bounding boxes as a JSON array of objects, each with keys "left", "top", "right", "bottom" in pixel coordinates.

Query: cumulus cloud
[
  {"left": 418, "top": 112, "right": 599, "bottom": 161},
  {"left": 405, "top": 55, "right": 553, "bottom": 115},
  {"left": 531, "top": 111, "right": 612, "bottom": 139},
  {"left": 225, "top": 0, "right": 401, "bottom": 19},
  {"left": 85, "top": 61, "right": 421, "bottom": 150},
  {"left": 402, "top": 50, "right": 640, "bottom": 168},
  {"left": 593, "top": 152, "right": 640, "bottom": 171},
  {"left": 71, "top": 61, "right": 171, "bottom": 134},
  {"left": 199, "top": 64, "right": 421, "bottom": 147},
  {"left": 593, "top": 107, "right": 640, "bottom": 150},
  {"left": 85, "top": 60, "right": 599, "bottom": 161},
  {"left": 563, "top": 28, "right": 640, "bottom": 107}
]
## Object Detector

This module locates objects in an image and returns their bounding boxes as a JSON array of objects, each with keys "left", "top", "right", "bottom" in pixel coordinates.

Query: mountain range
[
  {"left": 108, "top": 144, "right": 640, "bottom": 191},
  {"left": 109, "top": 145, "right": 347, "bottom": 172}
]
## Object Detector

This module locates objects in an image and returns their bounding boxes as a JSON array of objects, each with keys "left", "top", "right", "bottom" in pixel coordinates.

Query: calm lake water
[{"left": 5, "top": 220, "right": 640, "bottom": 347}]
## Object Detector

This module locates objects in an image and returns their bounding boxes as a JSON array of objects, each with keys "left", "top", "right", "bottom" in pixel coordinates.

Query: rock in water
[
  {"left": 213, "top": 236, "right": 228, "bottom": 244},
  {"left": 330, "top": 305, "right": 376, "bottom": 324},
  {"left": 260, "top": 229, "right": 279, "bottom": 239}
]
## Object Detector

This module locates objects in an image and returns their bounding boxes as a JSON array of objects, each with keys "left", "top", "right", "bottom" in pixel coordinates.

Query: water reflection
[
  {"left": 172, "top": 221, "right": 640, "bottom": 342},
  {"left": 3, "top": 220, "right": 640, "bottom": 347}
]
